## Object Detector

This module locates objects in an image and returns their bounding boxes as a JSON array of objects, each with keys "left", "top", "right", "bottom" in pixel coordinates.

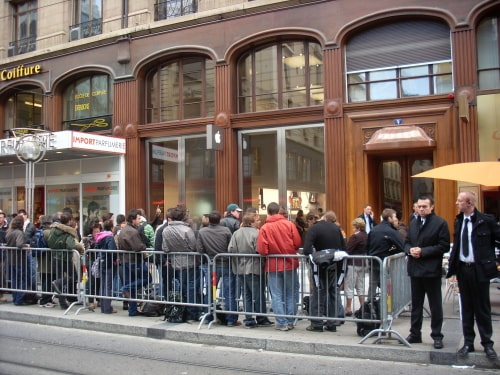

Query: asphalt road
[{"left": 0, "top": 320, "right": 497, "bottom": 375}]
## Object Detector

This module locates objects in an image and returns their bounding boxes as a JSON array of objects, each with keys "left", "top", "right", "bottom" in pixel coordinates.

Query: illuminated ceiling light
[
  {"left": 24, "top": 101, "right": 42, "bottom": 108},
  {"left": 283, "top": 54, "right": 323, "bottom": 68}
]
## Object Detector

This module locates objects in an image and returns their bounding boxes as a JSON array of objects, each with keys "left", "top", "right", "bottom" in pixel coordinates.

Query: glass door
[
  {"left": 239, "top": 124, "right": 324, "bottom": 220},
  {"left": 372, "top": 155, "right": 433, "bottom": 222}
]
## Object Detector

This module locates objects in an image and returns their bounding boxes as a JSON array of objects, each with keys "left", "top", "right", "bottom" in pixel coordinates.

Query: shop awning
[{"left": 364, "top": 125, "right": 435, "bottom": 151}]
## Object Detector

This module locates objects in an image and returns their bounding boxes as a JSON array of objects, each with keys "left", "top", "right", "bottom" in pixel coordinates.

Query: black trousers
[
  {"left": 457, "top": 262, "right": 494, "bottom": 348},
  {"left": 409, "top": 276, "right": 443, "bottom": 339}
]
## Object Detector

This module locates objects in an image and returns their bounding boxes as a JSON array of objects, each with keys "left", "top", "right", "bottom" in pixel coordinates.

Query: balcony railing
[
  {"left": 69, "top": 18, "right": 103, "bottom": 41},
  {"left": 8, "top": 36, "right": 36, "bottom": 57},
  {"left": 155, "top": 0, "right": 198, "bottom": 21}
]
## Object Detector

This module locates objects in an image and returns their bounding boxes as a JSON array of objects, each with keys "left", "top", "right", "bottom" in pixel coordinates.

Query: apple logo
[{"left": 214, "top": 130, "right": 221, "bottom": 144}]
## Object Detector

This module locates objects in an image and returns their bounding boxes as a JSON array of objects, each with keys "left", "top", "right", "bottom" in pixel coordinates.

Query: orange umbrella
[{"left": 412, "top": 162, "right": 500, "bottom": 186}]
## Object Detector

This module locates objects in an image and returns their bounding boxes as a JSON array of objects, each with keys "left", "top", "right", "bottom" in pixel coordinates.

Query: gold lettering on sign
[
  {"left": 75, "top": 103, "right": 90, "bottom": 111},
  {"left": 0, "top": 64, "right": 42, "bottom": 81},
  {"left": 71, "top": 118, "right": 109, "bottom": 132}
]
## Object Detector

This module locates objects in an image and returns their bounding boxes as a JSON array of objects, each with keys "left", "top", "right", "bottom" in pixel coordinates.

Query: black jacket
[
  {"left": 404, "top": 213, "right": 450, "bottom": 278},
  {"left": 366, "top": 221, "right": 404, "bottom": 259},
  {"left": 303, "top": 220, "right": 346, "bottom": 255},
  {"left": 446, "top": 209, "right": 500, "bottom": 282}
]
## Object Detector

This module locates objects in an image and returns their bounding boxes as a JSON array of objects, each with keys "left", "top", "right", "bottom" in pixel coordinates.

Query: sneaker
[
  {"left": 287, "top": 324, "right": 295, "bottom": 330},
  {"left": 245, "top": 321, "right": 257, "bottom": 329},
  {"left": 306, "top": 325, "right": 324, "bottom": 332},
  {"left": 257, "top": 320, "right": 274, "bottom": 327},
  {"left": 324, "top": 325, "right": 337, "bottom": 332},
  {"left": 227, "top": 321, "right": 242, "bottom": 327},
  {"left": 40, "top": 302, "right": 56, "bottom": 308},
  {"left": 275, "top": 324, "right": 289, "bottom": 331}
]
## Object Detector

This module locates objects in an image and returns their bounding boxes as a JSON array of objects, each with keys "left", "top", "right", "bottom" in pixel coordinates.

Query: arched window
[
  {"left": 145, "top": 56, "right": 215, "bottom": 123},
  {"left": 477, "top": 16, "right": 500, "bottom": 90},
  {"left": 62, "top": 74, "right": 113, "bottom": 132},
  {"left": 346, "top": 20, "right": 453, "bottom": 102},
  {"left": 4, "top": 87, "right": 43, "bottom": 135},
  {"left": 237, "top": 40, "right": 323, "bottom": 113}
]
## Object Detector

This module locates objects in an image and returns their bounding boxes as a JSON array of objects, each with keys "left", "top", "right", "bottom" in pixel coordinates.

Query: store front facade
[
  {"left": 0, "top": 1, "right": 498, "bottom": 233},
  {"left": 0, "top": 131, "right": 125, "bottom": 230}
]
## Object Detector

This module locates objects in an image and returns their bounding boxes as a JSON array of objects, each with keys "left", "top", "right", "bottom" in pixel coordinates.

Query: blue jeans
[
  {"left": 214, "top": 266, "right": 238, "bottom": 324},
  {"left": 268, "top": 270, "right": 297, "bottom": 326},
  {"left": 174, "top": 267, "right": 201, "bottom": 320},
  {"left": 238, "top": 273, "right": 268, "bottom": 324},
  {"left": 121, "top": 262, "right": 150, "bottom": 316},
  {"left": 10, "top": 264, "right": 26, "bottom": 304},
  {"left": 100, "top": 266, "right": 115, "bottom": 313}
]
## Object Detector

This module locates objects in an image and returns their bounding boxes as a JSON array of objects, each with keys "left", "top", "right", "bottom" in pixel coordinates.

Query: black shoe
[
  {"left": 257, "top": 319, "right": 274, "bottom": 327},
  {"left": 324, "top": 325, "right": 337, "bottom": 332},
  {"left": 433, "top": 338, "right": 443, "bottom": 349},
  {"left": 457, "top": 344, "right": 475, "bottom": 358},
  {"left": 406, "top": 335, "right": 422, "bottom": 344},
  {"left": 484, "top": 347, "right": 497, "bottom": 360},
  {"left": 306, "top": 325, "right": 323, "bottom": 332}
]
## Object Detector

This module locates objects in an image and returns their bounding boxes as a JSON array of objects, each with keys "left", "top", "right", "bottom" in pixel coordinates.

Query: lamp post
[{"left": 15, "top": 130, "right": 47, "bottom": 222}]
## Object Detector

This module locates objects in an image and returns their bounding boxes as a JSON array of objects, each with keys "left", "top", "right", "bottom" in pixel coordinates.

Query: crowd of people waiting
[{"left": 0, "top": 192, "right": 499, "bottom": 360}]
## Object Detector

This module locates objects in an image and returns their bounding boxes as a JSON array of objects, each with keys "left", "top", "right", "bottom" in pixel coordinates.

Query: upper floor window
[
  {"left": 70, "top": 0, "right": 102, "bottom": 41},
  {"left": 146, "top": 57, "right": 215, "bottom": 123},
  {"left": 477, "top": 16, "right": 500, "bottom": 90},
  {"left": 237, "top": 40, "right": 323, "bottom": 113},
  {"left": 346, "top": 20, "right": 453, "bottom": 102},
  {"left": 155, "top": 0, "right": 197, "bottom": 21},
  {"left": 62, "top": 74, "right": 113, "bottom": 132},
  {"left": 8, "top": 0, "right": 37, "bottom": 57},
  {"left": 4, "top": 87, "right": 43, "bottom": 135}
]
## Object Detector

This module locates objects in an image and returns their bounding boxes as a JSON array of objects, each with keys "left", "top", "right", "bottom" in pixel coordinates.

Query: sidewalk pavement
[{"left": 1, "top": 283, "right": 499, "bottom": 370}]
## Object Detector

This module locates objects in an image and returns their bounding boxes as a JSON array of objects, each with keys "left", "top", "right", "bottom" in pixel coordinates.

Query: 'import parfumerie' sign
[{"left": 0, "top": 131, "right": 126, "bottom": 157}]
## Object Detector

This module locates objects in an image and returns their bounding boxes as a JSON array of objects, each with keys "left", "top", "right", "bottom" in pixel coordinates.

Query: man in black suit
[
  {"left": 405, "top": 196, "right": 450, "bottom": 349},
  {"left": 358, "top": 204, "right": 376, "bottom": 234},
  {"left": 446, "top": 191, "right": 500, "bottom": 360}
]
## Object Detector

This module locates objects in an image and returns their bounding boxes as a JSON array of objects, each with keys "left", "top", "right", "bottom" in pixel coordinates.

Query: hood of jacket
[
  {"left": 50, "top": 221, "right": 78, "bottom": 238},
  {"left": 94, "top": 231, "right": 113, "bottom": 243}
]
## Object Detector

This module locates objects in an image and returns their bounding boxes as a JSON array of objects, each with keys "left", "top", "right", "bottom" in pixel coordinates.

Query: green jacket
[{"left": 47, "top": 222, "right": 84, "bottom": 260}]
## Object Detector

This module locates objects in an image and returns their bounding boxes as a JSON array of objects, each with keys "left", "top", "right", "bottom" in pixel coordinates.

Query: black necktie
[{"left": 462, "top": 218, "right": 470, "bottom": 257}]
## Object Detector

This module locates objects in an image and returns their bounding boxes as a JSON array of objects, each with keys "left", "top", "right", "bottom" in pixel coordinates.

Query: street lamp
[{"left": 14, "top": 129, "right": 47, "bottom": 223}]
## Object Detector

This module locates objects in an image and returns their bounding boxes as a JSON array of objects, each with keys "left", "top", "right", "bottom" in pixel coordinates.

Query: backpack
[
  {"left": 30, "top": 228, "right": 48, "bottom": 256},
  {"left": 163, "top": 290, "right": 186, "bottom": 323},
  {"left": 354, "top": 298, "right": 381, "bottom": 337}
]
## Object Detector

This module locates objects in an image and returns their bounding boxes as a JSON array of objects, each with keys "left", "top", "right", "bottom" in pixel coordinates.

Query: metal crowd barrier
[
  {"left": 0, "top": 246, "right": 83, "bottom": 314},
  {"left": 358, "top": 252, "right": 411, "bottom": 346},
  {"left": 0, "top": 245, "right": 413, "bottom": 344}
]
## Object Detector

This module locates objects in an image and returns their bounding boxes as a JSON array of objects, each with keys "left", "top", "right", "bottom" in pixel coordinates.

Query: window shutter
[{"left": 346, "top": 20, "right": 451, "bottom": 72}]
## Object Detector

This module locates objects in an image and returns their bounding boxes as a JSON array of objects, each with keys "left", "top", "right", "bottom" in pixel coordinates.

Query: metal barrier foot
[{"left": 358, "top": 328, "right": 411, "bottom": 347}]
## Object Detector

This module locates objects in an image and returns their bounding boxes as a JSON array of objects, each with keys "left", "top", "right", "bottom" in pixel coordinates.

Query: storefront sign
[
  {"left": 0, "top": 131, "right": 125, "bottom": 157},
  {"left": 0, "top": 132, "right": 56, "bottom": 156},
  {"left": 0, "top": 64, "right": 42, "bottom": 81},
  {"left": 152, "top": 144, "right": 179, "bottom": 162},
  {"left": 72, "top": 132, "right": 125, "bottom": 154}
]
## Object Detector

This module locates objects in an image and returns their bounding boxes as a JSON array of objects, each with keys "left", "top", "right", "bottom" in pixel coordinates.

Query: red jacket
[{"left": 257, "top": 214, "right": 302, "bottom": 272}]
